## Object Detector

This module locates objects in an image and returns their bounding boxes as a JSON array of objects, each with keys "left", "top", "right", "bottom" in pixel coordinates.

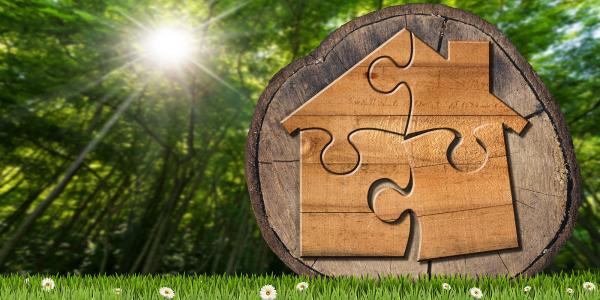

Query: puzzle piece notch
[
  {"left": 445, "top": 121, "right": 522, "bottom": 172},
  {"left": 368, "top": 57, "right": 411, "bottom": 94},
  {"left": 321, "top": 130, "right": 360, "bottom": 175},
  {"left": 446, "top": 128, "right": 488, "bottom": 173}
]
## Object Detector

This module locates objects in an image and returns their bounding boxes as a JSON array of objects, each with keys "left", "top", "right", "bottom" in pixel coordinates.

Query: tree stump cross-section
[{"left": 246, "top": 4, "right": 580, "bottom": 277}]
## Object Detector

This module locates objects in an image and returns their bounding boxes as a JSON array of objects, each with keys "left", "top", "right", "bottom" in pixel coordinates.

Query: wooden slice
[{"left": 245, "top": 4, "right": 580, "bottom": 277}]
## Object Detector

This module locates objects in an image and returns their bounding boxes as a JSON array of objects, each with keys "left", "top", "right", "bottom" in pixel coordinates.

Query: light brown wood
[
  {"left": 418, "top": 204, "right": 518, "bottom": 260},
  {"left": 246, "top": 4, "right": 579, "bottom": 277},
  {"left": 301, "top": 212, "right": 410, "bottom": 256}
]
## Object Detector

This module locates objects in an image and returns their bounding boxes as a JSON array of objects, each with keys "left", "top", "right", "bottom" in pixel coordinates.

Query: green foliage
[
  {"left": 0, "top": 272, "right": 599, "bottom": 299},
  {"left": 0, "top": 0, "right": 598, "bottom": 274}
]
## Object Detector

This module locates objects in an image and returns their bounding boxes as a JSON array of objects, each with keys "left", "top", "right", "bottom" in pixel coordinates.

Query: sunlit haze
[{"left": 142, "top": 26, "right": 195, "bottom": 67}]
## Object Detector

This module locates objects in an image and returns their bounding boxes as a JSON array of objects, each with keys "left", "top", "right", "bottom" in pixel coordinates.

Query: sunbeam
[
  {"left": 192, "top": 1, "right": 249, "bottom": 33},
  {"left": 49, "top": 57, "right": 141, "bottom": 101},
  {"left": 117, "top": 9, "right": 153, "bottom": 33},
  {"left": 189, "top": 59, "right": 246, "bottom": 98}
]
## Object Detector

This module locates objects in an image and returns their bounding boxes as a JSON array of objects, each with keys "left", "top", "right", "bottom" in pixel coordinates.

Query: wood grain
[
  {"left": 418, "top": 204, "right": 518, "bottom": 261},
  {"left": 301, "top": 212, "right": 410, "bottom": 257},
  {"left": 246, "top": 4, "right": 580, "bottom": 277}
]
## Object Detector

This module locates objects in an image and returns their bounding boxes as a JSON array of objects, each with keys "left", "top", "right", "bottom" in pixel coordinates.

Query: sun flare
[{"left": 142, "top": 26, "right": 195, "bottom": 67}]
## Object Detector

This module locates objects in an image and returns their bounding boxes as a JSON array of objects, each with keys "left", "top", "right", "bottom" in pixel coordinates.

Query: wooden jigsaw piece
[
  {"left": 300, "top": 129, "right": 412, "bottom": 256},
  {"left": 371, "top": 129, "right": 518, "bottom": 260}
]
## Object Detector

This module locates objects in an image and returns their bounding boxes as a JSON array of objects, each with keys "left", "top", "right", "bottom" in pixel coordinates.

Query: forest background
[{"left": 0, "top": 0, "right": 598, "bottom": 274}]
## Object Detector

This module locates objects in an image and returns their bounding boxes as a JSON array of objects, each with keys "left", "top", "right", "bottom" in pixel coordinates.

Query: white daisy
[
  {"left": 114, "top": 288, "right": 122, "bottom": 295},
  {"left": 583, "top": 282, "right": 596, "bottom": 291},
  {"left": 523, "top": 285, "right": 531, "bottom": 292},
  {"left": 442, "top": 283, "right": 451, "bottom": 290},
  {"left": 566, "top": 287, "right": 574, "bottom": 295},
  {"left": 296, "top": 282, "right": 309, "bottom": 291},
  {"left": 469, "top": 287, "right": 483, "bottom": 299},
  {"left": 159, "top": 287, "right": 175, "bottom": 299},
  {"left": 260, "top": 284, "right": 277, "bottom": 300},
  {"left": 41, "top": 278, "right": 55, "bottom": 291},
  {"left": 24, "top": 278, "right": 30, "bottom": 285}
]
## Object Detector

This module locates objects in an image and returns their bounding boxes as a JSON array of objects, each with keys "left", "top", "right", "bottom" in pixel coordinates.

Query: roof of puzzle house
[{"left": 281, "top": 28, "right": 527, "bottom": 136}]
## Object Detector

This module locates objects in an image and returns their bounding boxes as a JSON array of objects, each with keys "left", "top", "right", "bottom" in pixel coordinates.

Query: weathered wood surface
[{"left": 246, "top": 4, "right": 580, "bottom": 277}]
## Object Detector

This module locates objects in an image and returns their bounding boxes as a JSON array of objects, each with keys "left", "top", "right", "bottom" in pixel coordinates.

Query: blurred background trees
[{"left": 0, "top": 0, "right": 598, "bottom": 274}]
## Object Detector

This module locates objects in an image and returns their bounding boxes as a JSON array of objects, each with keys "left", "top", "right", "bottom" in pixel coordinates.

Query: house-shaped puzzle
[{"left": 281, "top": 29, "right": 528, "bottom": 260}]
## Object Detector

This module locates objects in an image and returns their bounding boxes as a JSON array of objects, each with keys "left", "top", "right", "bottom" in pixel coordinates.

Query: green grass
[{"left": 0, "top": 272, "right": 598, "bottom": 299}]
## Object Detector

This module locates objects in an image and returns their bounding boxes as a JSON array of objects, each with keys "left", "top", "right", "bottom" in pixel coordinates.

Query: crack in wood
[
  {"left": 524, "top": 108, "right": 545, "bottom": 119},
  {"left": 427, "top": 260, "right": 432, "bottom": 277},
  {"left": 517, "top": 186, "right": 561, "bottom": 198},
  {"left": 436, "top": 17, "right": 448, "bottom": 52},
  {"left": 515, "top": 199, "right": 535, "bottom": 209},
  {"left": 497, "top": 252, "right": 510, "bottom": 273}
]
